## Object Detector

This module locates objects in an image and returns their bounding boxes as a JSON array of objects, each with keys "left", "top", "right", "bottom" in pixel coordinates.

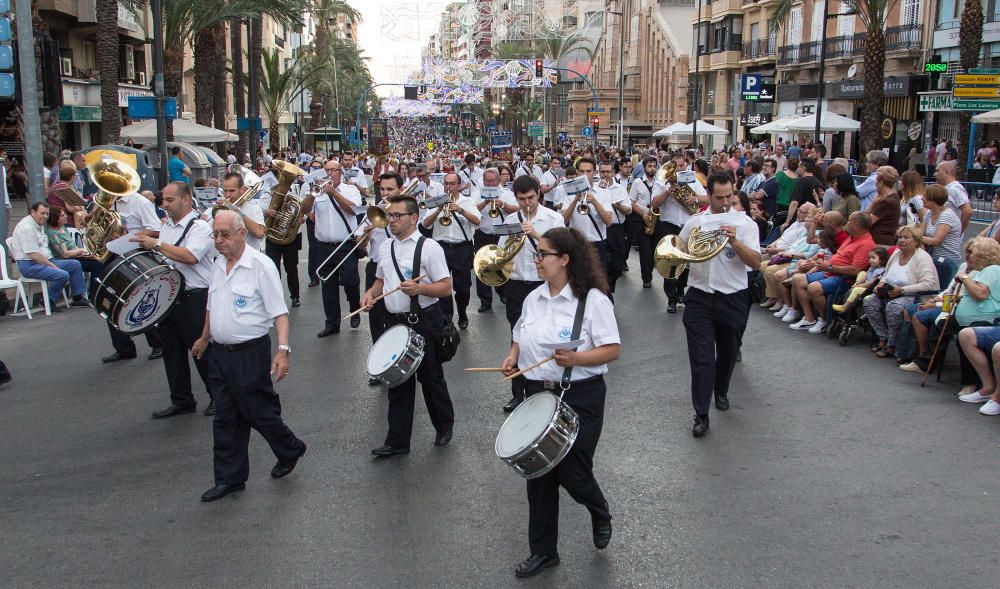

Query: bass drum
[{"left": 93, "top": 250, "right": 185, "bottom": 335}]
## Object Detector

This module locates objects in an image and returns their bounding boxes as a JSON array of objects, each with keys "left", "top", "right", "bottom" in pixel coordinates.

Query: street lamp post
[{"left": 609, "top": 1, "right": 628, "bottom": 149}]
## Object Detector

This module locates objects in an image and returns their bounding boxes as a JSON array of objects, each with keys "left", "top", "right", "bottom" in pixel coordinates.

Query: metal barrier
[{"left": 846, "top": 176, "right": 1000, "bottom": 223}]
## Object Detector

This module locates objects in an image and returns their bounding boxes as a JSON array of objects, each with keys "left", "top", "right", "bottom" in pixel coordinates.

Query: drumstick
[
  {"left": 498, "top": 354, "right": 556, "bottom": 383},
  {"left": 463, "top": 367, "right": 507, "bottom": 372},
  {"left": 341, "top": 275, "right": 427, "bottom": 321}
]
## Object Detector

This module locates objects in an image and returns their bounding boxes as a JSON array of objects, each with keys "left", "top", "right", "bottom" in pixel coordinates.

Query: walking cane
[{"left": 921, "top": 284, "right": 962, "bottom": 388}]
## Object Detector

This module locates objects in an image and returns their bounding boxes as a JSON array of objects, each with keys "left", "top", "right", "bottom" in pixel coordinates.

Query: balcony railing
[
  {"left": 885, "top": 23, "right": 922, "bottom": 51},
  {"left": 777, "top": 24, "right": 921, "bottom": 66},
  {"left": 777, "top": 41, "right": 820, "bottom": 65},
  {"left": 824, "top": 33, "right": 866, "bottom": 59},
  {"left": 742, "top": 37, "right": 776, "bottom": 59}
]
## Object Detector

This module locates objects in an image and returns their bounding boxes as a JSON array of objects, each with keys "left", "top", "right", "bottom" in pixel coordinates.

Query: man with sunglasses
[
  {"left": 360, "top": 195, "right": 455, "bottom": 457},
  {"left": 300, "top": 159, "right": 364, "bottom": 337}
]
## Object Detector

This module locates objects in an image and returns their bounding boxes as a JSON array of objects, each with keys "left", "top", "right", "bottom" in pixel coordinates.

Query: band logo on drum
[
  {"left": 122, "top": 273, "right": 183, "bottom": 332},
  {"left": 127, "top": 289, "right": 161, "bottom": 328}
]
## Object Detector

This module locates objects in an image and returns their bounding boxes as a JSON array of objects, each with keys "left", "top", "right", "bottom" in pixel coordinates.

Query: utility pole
[
  {"left": 14, "top": 0, "right": 44, "bottom": 205},
  {"left": 616, "top": 0, "right": 627, "bottom": 150},
  {"left": 151, "top": 0, "right": 168, "bottom": 187}
]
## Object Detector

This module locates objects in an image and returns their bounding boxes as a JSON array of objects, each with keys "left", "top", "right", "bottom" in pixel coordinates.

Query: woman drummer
[{"left": 500, "top": 226, "right": 621, "bottom": 578}]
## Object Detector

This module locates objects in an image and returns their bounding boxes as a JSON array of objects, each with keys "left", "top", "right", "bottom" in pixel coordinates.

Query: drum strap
[
  {"left": 173, "top": 217, "right": 198, "bottom": 247},
  {"left": 560, "top": 296, "right": 588, "bottom": 390},
  {"left": 390, "top": 236, "right": 426, "bottom": 321}
]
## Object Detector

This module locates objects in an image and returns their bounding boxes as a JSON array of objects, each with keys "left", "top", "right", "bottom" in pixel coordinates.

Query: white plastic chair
[
  {"left": 4, "top": 236, "right": 69, "bottom": 316},
  {"left": 0, "top": 240, "right": 32, "bottom": 319}
]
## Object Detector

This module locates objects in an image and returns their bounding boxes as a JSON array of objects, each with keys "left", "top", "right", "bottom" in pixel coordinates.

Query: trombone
[{"left": 316, "top": 203, "right": 389, "bottom": 282}]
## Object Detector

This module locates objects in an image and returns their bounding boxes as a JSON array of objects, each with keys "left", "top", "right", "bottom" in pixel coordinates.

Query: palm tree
[
  {"left": 230, "top": 18, "right": 248, "bottom": 156},
  {"left": 770, "top": 0, "right": 895, "bottom": 154},
  {"left": 258, "top": 48, "right": 325, "bottom": 152},
  {"left": 96, "top": 0, "right": 130, "bottom": 145},
  {"left": 306, "top": 0, "right": 363, "bottom": 147},
  {"left": 956, "top": 0, "right": 984, "bottom": 181}
]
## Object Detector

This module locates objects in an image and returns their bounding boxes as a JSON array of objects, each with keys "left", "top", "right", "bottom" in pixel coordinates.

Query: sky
[{"left": 348, "top": 0, "right": 459, "bottom": 97}]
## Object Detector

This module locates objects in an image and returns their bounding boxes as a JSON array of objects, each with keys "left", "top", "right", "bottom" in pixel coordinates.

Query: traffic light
[
  {"left": 592, "top": 116, "right": 600, "bottom": 133},
  {"left": 535, "top": 58, "right": 543, "bottom": 78}
]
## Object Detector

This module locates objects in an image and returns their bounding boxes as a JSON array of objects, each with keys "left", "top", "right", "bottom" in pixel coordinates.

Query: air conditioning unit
[
  {"left": 138, "top": 72, "right": 146, "bottom": 86},
  {"left": 60, "top": 57, "right": 73, "bottom": 77}
]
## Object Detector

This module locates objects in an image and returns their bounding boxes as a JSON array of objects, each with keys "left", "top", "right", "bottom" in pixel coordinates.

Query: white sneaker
[
  {"left": 767, "top": 300, "right": 784, "bottom": 310},
  {"left": 781, "top": 309, "right": 802, "bottom": 323},
  {"left": 959, "top": 391, "right": 992, "bottom": 403},
  {"left": 958, "top": 385, "right": 977, "bottom": 396},
  {"left": 807, "top": 319, "right": 828, "bottom": 334},
  {"left": 899, "top": 362, "right": 922, "bottom": 373},
  {"left": 980, "top": 400, "right": 1000, "bottom": 415},
  {"left": 790, "top": 318, "right": 817, "bottom": 331},
  {"left": 773, "top": 305, "right": 790, "bottom": 318},
  {"left": 759, "top": 300, "right": 775, "bottom": 308}
]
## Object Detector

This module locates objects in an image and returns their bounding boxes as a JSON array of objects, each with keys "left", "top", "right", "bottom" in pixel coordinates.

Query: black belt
[
  {"left": 507, "top": 279, "right": 542, "bottom": 286},
  {"left": 318, "top": 240, "right": 348, "bottom": 246},
  {"left": 439, "top": 241, "right": 471, "bottom": 248},
  {"left": 185, "top": 287, "right": 207, "bottom": 294},
  {"left": 525, "top": 374, "right": 603, "bottom": 390},
  {"left": 213, "top": 334, "right": 268, "bottom": 352},
  {"left": 391, "top": 302, "right": 439, "bottom": 321}
]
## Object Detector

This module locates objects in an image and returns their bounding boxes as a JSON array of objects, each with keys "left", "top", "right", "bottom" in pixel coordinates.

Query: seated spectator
[
  {"left": 918, "top": 184, "right": 963, "bottom": 285},
  {"left": 864, "top": 226, "right": 940, "bottom": 357},
  {"left": 956, "top": 326, "right": 1000, "bottom": 414},
  {"left": 773, "top": 229, "right": 838, "bottom": 321},
  {"left": 899, "top": 170, "right": 927, "bottom": 226},
  {"left": 832, "top": 247, "right": 890, "bottom": 313},
  {"left": 831, "top": 173, "right": 861, "bottom": 219},
  {"left": 45, "top": 205, "right": 105, "bottom": 293},
  {"left": 9, "top": 202, "right": 89, "bottom": 309},
  {"left": 788, "top": 211, "right": 876, "bottom": 332},
  {"left": 47, "top": 160, "right": 86, "bottom": 227},
  {"left": 759, "top": 203, "right": 816, "bottom": 309},
  {"left": 868, "top": 166, "right": 901, "bottom": 246},
  {"left": 977, "top": 195, "right": 1000, "bottom": 241},
  {"left": 820, "top": 163, "right": 847, "bottom": 212}
]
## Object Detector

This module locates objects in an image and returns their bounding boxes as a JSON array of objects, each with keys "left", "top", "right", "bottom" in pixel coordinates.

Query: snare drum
[
  {"left": 366, "top": 325, "right": 425, "bottom": 387},
  {"left": 495, "top": 392, "right": 579, "bottom": 479},
  {"left": 93, "top": 250, "right": 185, "bottom": 335}
]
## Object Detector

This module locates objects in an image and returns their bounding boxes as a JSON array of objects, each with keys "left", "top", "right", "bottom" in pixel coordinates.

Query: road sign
[
  {"left": 236, "top": 116, "right": 262, "bottom": 130},
  {"left": 582, "top": 126, "right": 593, "bottom": 137},
  {"left": 969, "top": 68, "right": 1000, "bottom": 74},
  {"left": 128, "top": 96, "right": 178, "bottom": 119},
  {"left": 952, "top": 86, "right": 1000, "bottom": 98},
  {"left": 558, "top": 132, "right": 568, "bottom": 143},
  {"left": 954, "top": 74, "right": 1000, "bottom": 85},
  {"left": 527, "top": 121, "right": 544, "bottom": 138},
  {"left": 586, "top": 108, "right": 605, "bottom": 117},
  {"left": 952, "top": 99, "right": 1000, "bottom": 111}
]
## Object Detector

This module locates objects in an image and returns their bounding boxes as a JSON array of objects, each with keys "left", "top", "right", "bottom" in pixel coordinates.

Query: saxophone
[
  {"left": 84, "top": 156, "right": 142, "bottom": 262},
  {"left": 655, "top": 161, "right": 700, "bottom": 216},
  {"left": 263, "top": 160, "right": 307, "bottom": 245}
]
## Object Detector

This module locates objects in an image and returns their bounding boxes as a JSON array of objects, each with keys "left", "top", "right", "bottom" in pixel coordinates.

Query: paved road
[{"left": 1, "top": 264, "right": 997, "bottom": 588}]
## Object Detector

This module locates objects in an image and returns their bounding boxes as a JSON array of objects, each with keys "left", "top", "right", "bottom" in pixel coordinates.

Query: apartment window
[
  {"left": 811, "top": 2, "right": 825, "bottom": 42},
  {"left": 730, "top": 16, "right": 743, "bottom": 49},
  {"left": 749, "top": 22, "right": 759, "bottom": 42},
  {"left": 712, "top": 19, "right": 728, "bottom": 52},
  {"left": 902, "top": 0, "right": 920, "bottom": 26},
  {"left": 789, "top": 5, "right": 803, "bottom": 46},
  {"left": 837, "top": 1, "right": 855, "bottom": 36}
]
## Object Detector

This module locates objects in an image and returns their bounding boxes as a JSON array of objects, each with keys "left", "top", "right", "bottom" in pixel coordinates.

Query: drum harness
[
  {"left": 529, "top": 296, "right": 587, "bottom": 398},
  {"left": 390, "top": 236, "right": 426, "bottom": 326}
]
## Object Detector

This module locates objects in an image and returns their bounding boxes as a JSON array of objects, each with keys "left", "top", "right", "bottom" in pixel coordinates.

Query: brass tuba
[
  {"left": 653, "top": 226, "right": 730, "bottom": 280},
  {"left": 263, "top": 160, "right": 307, "bottom": 245},
  {"left": 84, "top": 155, "right": 142, "bottom": 262},
  {"left": 656, "top": 160, "right": 700, "bottom": 216},
  {"left": 474, "top": 233, "right": 528, "bottom": 287}
]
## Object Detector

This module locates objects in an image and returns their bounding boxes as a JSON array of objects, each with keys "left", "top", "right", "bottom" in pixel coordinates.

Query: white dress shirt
[
  {"left": 375, "top": 230, "right": 452, "bottom": 313},
  {"left": 210, "top": 200, "right": 266, "bottom": 251},
  {"left": 158, "top": 210, "right": 215, "bottom": 289},
  {"left": 515, "top": 163, "right": 543, "bottom": 180},
  {"left": 115, "top": 192, "right": 161, "bottom": 235},
  {"left": 630, "top": 175, "right": 657, "bottom": 215},
  {"left": 656, "top": 181, "right": 694, "bottom": 227},
  {"left": 513, "top": 285, "right": 620, "bottom": 381},
  {"left": 472, "top": 185, "right": 516, "bottom": 231},
  {"left": 458, "top": 166, "right": 484, "bottom": 196},
  {"left": 598, "top": 182, "right": 630, "bottom": 225},
  {"left": 313, "top": 182, "right": 362, "bottom": 243},
  {"left": 207, "top": 245, "right": 288, "bottom": 344},
  {"left": 10, "top": 215, "right": 51, "bottom": 260},
  {"left": 367, "top": 225, "right": 392, "bottom": 264},
  {"left": 499, "top": 206, "right": 565, "bottom": 282},
  {"left": 771, "top": 220, "right": 808, "bottom": 251},
  {"left": 558, "top": 186, "right": 611, "bottom": 242},
  {"left": 429, "top": 196, "right": 480, "bottom": 243},
  {"left": 344, "top": 166, "right": 369, "bottom": 191},
  {"left": 680, "top": 210, "right": 760, "bottom": 294}
]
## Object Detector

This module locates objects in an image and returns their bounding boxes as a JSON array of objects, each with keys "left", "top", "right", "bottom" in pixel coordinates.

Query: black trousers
[
  {"left": 315, "top": 240, "right": 360, "bottom": 328},
  {"left": 590, "top": 239, "right": 609, "bottom": 278},
  {"left": 206, "top": 335, "right": 305, "bottom": 485},
  {"left": 525, "top": 377, "right": 611, "bottom": 557},
  {"left": 626, "top": 212, "right": 645, "bottom": 253},
  {"left": 681, "top": 287, "right": 749, "bottom": 417},
  {"left": 606, "top": 224, "right": 628, "bottom": 292},
  {"left": 439, "top": 241, "right": 473, "bottom": 321},
  {"left": 365, "top": 260, "right": 387, "bottom": 344},
  {"left": 384, "top": 304, "right": 455, "bottom": 448},
  {"left": 265, "top": 233, "right": 302, "bottom": 299},
  {"left": 157, "top": 289, "right": 211, "bottom": 409},
  {"left": 505, "top": 279, "right": 542, "bottom": 400},
  {"left": 653, "top": 221, "right": 688, "bottom": 301},
  {"left": 473, "top": 229, "right": 503, "bottom": 306},
  {"left": 305, "top": 218, "right": 319, "bottom": 282}
]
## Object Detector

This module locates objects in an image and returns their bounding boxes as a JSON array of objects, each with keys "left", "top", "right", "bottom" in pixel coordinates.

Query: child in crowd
[{"left": 832, "top": 247, "right": 890, "bottom": 313}]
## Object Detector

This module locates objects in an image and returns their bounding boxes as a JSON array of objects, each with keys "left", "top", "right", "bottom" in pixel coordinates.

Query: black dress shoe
[
  {"left": 643, "top": 281, "right": 652, "bottom": 288},
  {"left": 502, "top": 396, "right": 523, "bottom": 413},
  {"left": 368, "top": 376, "right": 381, "bottom": 386},
  {"left": 499, "top": 294, "right": 507, "bottom": 305},
  {"left": 434, "top": 431, "right": 452, "bottom": 446},
  {"left": 271, "top": 444, "right": 307, "bottom": 479},
  {"left": 317, "top": 326, "right": 340, "bottom": 337},
  {"left": 515, "top": 554, "right": 560, "bottom": 578},
  {"left": 291, "top": 297, "right": 301, "bottom": 308},
  {"left": 200, "top": 483, "right": 245, "bottom": 502},
  {"left": 151, "top": 404, "right": 197, "bottom": 419},
  {"left": 308, "top": 279, "right": 319, "bottom": 287},
  {"left": 477, "top": 304, "right": 492, "bottom": 313},
  {"left": 69, "top": 298, "right": 91, "bottom": 308},
  {"left": 350, "top": 314, "right": 361, "bottom": 329},
  {"left": 715, "top": 394, "right": 729, "bottom": 411},
  {"left": 667, "top": 300, "right": 678, "bottom": 314},
  {"left": 692, "top": 414, "right": 710, "bottom": 437},
  {"left": 203, "top": 400, "right": 216, "bottom": 416},
  {"left": 457, "top": 317, "right": 469, "bottom": 330},
  {"left": 593, "top": 518, "right": 612, "bottom": 549},
  {"left": 736, "top": 350, "right": 742, "bottom": 363},
  {"left": 371, "top": 445, "right": 410, "bottom": 457},
  {"left": 148, "top": 347, "right": 163, "bottom": 360},
  {"left": 102, "top": 352, "right": 137, "bottom": 363}
]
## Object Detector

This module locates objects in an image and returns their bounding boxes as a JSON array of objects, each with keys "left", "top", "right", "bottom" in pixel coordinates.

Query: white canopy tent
[
  {"left": 749, "top": 115, "right": 805, "bottom": 135},
  {"left": 784, "top": 111, "right": 861, "bottom": 132},
  {"left": 667, "top": 121, "right": 729, "bottom": 136},
  {"left": 120, "top": 118, "right": 238, "bottom": 143},
  {"left": 652, "top": 122, "right": 687, "bottom": 137},
  {"left": 972, "top": 108, "right": 1000, "bottom": 124}
]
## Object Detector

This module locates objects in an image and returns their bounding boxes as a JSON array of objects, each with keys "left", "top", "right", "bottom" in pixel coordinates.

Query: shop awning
[
  {"left": 972, "top": 108, "right": 1000, "bottom": 124},
  {"left": 120, "top": 118, "right": 238, "bottom": 143},
  {"left": 653, "top": 123, "right": 686, "bottom": 137},
  {"left": 666, "top": 121, "right": 729, "bottom": 137},
  {"left": 784, "top": 111, "right": 860, "bottom": 132},
  {"left": 749, "top": 115, "right": 805, "bottom": 135}
]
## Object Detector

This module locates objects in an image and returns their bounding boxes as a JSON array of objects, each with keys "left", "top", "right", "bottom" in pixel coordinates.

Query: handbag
[{"left": 768, "top": 254, "right": 792, "bottom": 265}]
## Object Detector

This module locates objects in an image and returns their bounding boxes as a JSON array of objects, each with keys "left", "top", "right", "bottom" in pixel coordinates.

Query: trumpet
[
  {"left": 310, "top": 177, "right": 333, "bottom": 198},
  {"left": 438, "top": 201, "right": 454, "bottom": 226},
  {"left": 577, "top": 192, "right": 590, "bottom": 215},
  {"left": 487, "top": 198, "right": 502, "bottom": 218}
]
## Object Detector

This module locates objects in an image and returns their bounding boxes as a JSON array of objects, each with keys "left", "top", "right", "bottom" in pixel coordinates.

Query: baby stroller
[{"left": 826, "top": 272, "right": 876, "bottom": 346}]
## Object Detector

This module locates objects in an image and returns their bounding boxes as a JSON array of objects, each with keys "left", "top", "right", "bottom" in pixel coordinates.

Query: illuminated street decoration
[
  {"left": 416, "top": 59, "right": 556, "bottom": 89},
  {"left": 420, "top": 85, "right": 484, "bottom": 104}
]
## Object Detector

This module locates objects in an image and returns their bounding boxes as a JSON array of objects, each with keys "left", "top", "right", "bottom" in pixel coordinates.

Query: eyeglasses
[
  {"left": 386, "top": 212, "right": 415, "bottom": 220},
  {"left": 210, "top": 230, "right": 240, "bottom": 239},
  {"left": 532, "top": 251, "right": 560, "bottom": 261}
]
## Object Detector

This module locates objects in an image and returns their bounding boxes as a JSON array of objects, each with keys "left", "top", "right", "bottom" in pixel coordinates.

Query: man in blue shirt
[
  {"left": 168, "top": 146, "right": 190, "bottom": 183},
  {"left": 855, "top": 150, "right": 887, "bottom": 210}
]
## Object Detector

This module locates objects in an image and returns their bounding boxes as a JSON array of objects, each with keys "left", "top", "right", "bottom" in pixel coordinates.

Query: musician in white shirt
[
  {"left": 629, "top": 156, "right": 659, "bottom": 288},
  {"left": 218, "top": 172, "right": 266, "bottom": 251},
  {"left": 458, "top": 153, "right": 484, "bottom": 197},
  {"left": 359, "top": 172, "right": 401, "bottom": 385},
  {"left": 559, "top": 157, "right": 612, "bottom": 274},
  {"left": 341, "top": 151, "right": 370, "bottom": 198},
  {"left": 421, "top": 172, "right": 481, "bottom": 329},
  {"left": 649, "top": 153, "right": 704, "bottom": 313},
  {"left": 598, "top": 160, "right": 632, "bottom": 293},
  {"left": 472, "top": 168, "right": 517, "bottom": 313}
]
